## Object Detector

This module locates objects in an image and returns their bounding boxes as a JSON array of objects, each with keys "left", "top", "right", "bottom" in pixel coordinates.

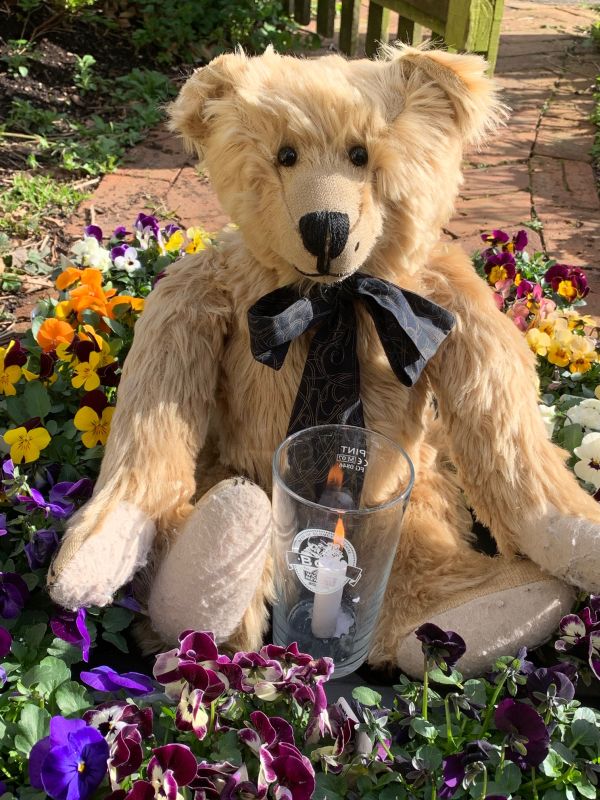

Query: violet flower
[
  {"left": 111, "top": 244, "right": 129, "bottom": 261},
  {"left": 415, "top": 623, "right": 466, "bottom": 672},
  {"left": 80, "top": 666, "right": 154, "bottom": 696},
  {"left": 113, "top": 226, "right": 129, "bottom": 239},
  {"left": 109, "top": 724, "right": 143, "bottom": 783},
  {"left": 29, "top": 717, "right": 109, "bottom": 800},
  {"left": 481, "top": 230, "right": 510, "bottom": 247},
  {"left": 4, "top": 339, "right": 28, "bottom": 367},
  {"left": 259, "top": 642, "right": 313, "bottom": 667},
  {"left": 126, "top": 743, "right": 197, "bottom": 800},
  {"left": 50, "top": 478, "right": 94, "bottom": 506},
  {"left": 0, "top": 513, "right": 6, "bottom": 537},
  {"left": 16, "top": 487, "right": 73, "bottom": 519},
  {"left": 134, "top": 213, "right": 160, "bottom": 242},
  {"left": 439, "top": 741, "right": 494, "bottom": 799},
  {"left": 191, "top": 761, "right": 250, "bottom": 799},
  {"left": 494, "top": 698, "right": 550, "bottom": 768},
  {"left": 556, "top": 602, "right": 600, "bottom": 679},
  {"left": 84, "top": 225, "right": 103, "bottom": 242},
  {"left": 526, "top": 664, "right": 576, "bottom": 705},
  {"left": 270, "top": 742, "right": 315, "bottom": 800},
  {"left": 50, "top": 608, "right": 91, "bottom": 661},
  {"left": 0, "top": 571, "right": 29, "bottom": 618},
  {"left": 176, "top": 663, "right": 227, "bottom": 737},
  {"left": 25, "top": 528, "right": 60, "bottom": 569},
  {"left": 84, "top": 700, "right": 153, "bottom": 740},
  {"left": 0, "top": 625, "right": 12, "bottom": 657},
  {"left": 544, "top": 264, "right": 589, "bottom": 300}
]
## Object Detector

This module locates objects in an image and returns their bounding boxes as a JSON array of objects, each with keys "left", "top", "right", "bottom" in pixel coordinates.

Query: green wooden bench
[{"left": 284, "top": 1, "right": 504, "bottom": 74}]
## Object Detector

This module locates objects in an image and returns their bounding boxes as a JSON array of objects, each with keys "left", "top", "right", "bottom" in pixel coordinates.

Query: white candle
[{"left": 311, "top": 517, "right": 347, "bottom": 639}]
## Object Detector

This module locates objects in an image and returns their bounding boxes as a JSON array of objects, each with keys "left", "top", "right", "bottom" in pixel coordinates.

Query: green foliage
[
  {"left": 0, "top": 39, "right": 34, "bottom": 77},
  {"left": 0, "top": 175, "right": 88, "bottom": 238},
  {"left": 73, "top": 53, "right": 97, "bottom": 92}
]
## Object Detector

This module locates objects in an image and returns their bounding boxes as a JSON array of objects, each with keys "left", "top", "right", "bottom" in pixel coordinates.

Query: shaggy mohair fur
[{"left": 49, "top": 44, "right": 600, "bottom": 671}]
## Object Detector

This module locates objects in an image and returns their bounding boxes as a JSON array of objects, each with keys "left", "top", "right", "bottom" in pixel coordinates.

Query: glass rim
[{"left": 272, "top": 424, "right": 415, "bottom": 516}]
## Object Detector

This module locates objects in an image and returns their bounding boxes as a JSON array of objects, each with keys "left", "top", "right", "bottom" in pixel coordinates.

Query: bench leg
[{"left": 366, "top": 1, "right": 390, "bottom": 58}]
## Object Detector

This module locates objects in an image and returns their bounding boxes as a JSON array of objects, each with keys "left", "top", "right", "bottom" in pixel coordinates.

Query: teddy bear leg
[
  {"left": 147, "top": 477, "right": 272, "bottom": 651},
  {"left": 369, "top": 465, "right": 575, "bottom": 678}
]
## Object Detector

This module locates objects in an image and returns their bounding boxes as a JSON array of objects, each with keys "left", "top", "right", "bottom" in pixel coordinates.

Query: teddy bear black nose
[{"left": 299, "top": 211, "right": 350, "bottom": 274}]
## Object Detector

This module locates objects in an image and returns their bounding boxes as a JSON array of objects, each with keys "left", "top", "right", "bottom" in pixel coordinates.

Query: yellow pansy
[
  {"left": 185, "top": 227, "right": 208, "bottom": 254},
  {"left": 56, "top": 342, "right": 74, "bottom": 362},
  {"left": 0, "top": 348, "right": 21, "bottom": 396},
  {"left": 488, "top": 265, "right": 510, "bottom": 284},
  {"left": 74, "top": 406, "right": 115, "bottom": 448},
  {"left": 72, "top": 351, "right": 101, "bottom": 391},
  {"left": 55, "top": 300, "right": 74, "bottom": 321},
  {"left": 3, "top": 426, "right": 51, "bottom": 464},
  {"left": 548, "top": 341, "right": 571, "bottom": 368},
  {"left": 526, "top": 328, "right": 551, "bottom": 356},
  {"left": 569, "top": 336, "right": 597, "bottom": 374},
  {"left": 557, "top": 280, "right": 577, "bottom": 302},
  {"left": 165, "top": 230, "right": 185, "bottom": 252}
]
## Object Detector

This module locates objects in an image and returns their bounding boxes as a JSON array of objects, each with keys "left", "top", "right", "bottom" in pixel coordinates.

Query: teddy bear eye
[
  {"left": 277, "top": 146, "right": 298, "bottom": 167},
  {"left": 349, "top": 146, "right": 368, "bottom": 167}
]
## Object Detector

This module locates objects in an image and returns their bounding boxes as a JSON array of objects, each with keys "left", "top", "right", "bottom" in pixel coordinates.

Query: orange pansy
[
  {"left": 56, "top": 267, "right": 83, "bottom": 291},
  {"left": 36, "top": 318, "right": 75, "bottom": 353}
]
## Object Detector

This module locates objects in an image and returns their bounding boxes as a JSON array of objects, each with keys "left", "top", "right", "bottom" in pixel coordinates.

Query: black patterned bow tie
[{"left": 248, "top": 273, "right": 455, "bottom": 435}]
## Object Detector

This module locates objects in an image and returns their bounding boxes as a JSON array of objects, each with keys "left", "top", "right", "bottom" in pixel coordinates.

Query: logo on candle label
[{"left": 286, "top": 528, "right": 362, "bottom": 594}]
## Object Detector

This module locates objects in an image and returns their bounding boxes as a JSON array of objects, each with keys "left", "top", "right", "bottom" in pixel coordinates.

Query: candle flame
[
  {"left": 327, "top": 462, "right": 344, "bottom": 490},
  {"left": 333, "top": 516, "right": 345, "bottom": 549}
]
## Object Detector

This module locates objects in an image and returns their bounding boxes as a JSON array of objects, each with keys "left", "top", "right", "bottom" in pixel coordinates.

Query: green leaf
[
  {"left": 411, "top": 717, "right": 437, "bottom": 740},
  {"left": 552, "top": 742, "right": 575, "bottom": 765},
  {"left": 571, "top": 718, "right": 600, "bottom": 747},
  {"left": 416, "top": 744, "right": 442, "bottom": 771},
  {"left": 379, "top": 784, "right": 407, "bottom": 800},
  {"left": 488, "top": 763, "right": 522, "bottom": 795},
  {"left": 101, "top": 606, "right": 134, "bottom": 633},
  {"left": 46, "top": 637, "right": 85, "bottom": 666},
  {"left": 22, "top": 656, "right": 71, "bottom": 697},
  {"left": 15, "top": 704, "right": 51, "bottom": 755},
  {"left": 5, "top": 395, "right": 28, "bottom": 424},
  {"left": 463, "top": 678, "right": 488, "bottom": 707},
  {"left": 543, "top": 790, "right": 568, "bottom": 800},
  {"left": 428, "top": 667, "right": 463, "bottom": 685},
  {"left": 23, "top": 380, "right": 51, "bottom": 419},
  {"left": 558, "top": 423, "right": 584, "bottom": 453},
  {"left": 55, "top": 681, "right": 91, "bottom": 716},
  {"left": 313, "top": 773, "right": 346, "bottom": 800},
  {"left": 542, "top": 750, "right": 564, "bottom": 778},
  {"left": 352, "top": 686, "right": 382, "bottom": 707},
  {"left": 573, "top": 774, "right": 597, "bottom": 799},
  {"left": 209, "top": 729, "right": 242, "bottom": 765},
  {"left": 102, "top": 630, "right": 129, "bottom": 652}
]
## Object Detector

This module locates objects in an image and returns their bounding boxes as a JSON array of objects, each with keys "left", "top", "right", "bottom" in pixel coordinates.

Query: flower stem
[
  {"left": 480, "top": 675, "right": 507, "bottom": 736},
  {"left": 430, "top": 779, "right": 437, "bottom": 800},
  {"left": 444, "top": 697, "right": 454, "bottom": 746},
  {"left": 422, "top": 656, "right": 429, "bottom": 721},
  {"left": 208, "top": 700, "right": 216, "bottom": 737},
  {"left": 479, "top": 766, "right": 488, "bottom": 800},
  {"left": 531, "top": 768, "right": 539, "bottom": 800}
]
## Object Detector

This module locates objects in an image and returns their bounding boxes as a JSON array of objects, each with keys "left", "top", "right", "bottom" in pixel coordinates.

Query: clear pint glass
[{"left": 272, "top": 425, "right": 414, "bottom": 678}]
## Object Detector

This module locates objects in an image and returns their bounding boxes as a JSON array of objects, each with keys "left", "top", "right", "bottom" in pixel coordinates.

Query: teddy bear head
[{"left": 168, "top": 45, "right": 502, "bottom": 283}]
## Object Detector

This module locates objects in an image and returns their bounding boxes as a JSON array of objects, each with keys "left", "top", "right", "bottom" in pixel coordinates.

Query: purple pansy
[
  {"left": 16, "top": 487, "right": 73, "bottom": 519},
  {"left": 109, "top": 724, "right": 144, "bottom": 783},
  {"left": 0, "top": 571, "right": 29, "bottom": 618},
  {"left": 0, "top": 514, "right": 6, "bottom": 537},
  {"left": 84, "top": 225, "right": 103, "bottom": 243},
  {"left": 111, "top": 244, "right": 129, "bottom": 261},
  {"left": 0, "top": 625, "right": 12, "bottom": 657},
  {"left": 126, "top": 743, "right": 197, "bottom": 800},
  {"left": 544, "top": 264, "right": 589, "bottom": 299},
  {"left": 482, "top": 229, "right": 510, "bottom": 247},
  {"left": 484, "top": 250, "right": 517, "bottom": 280},
  {"left": 84, "top": 701, "right": 153, "bottom": 740},
  {"left": 259, "top": 642, "right": 313, "bottom": 667},
  {"left": 113, "top": 226, "right": 129, "bottom": 239},
  {"left": 526, "top": 664, "right": 577, "bottom": 704},
  {"left": 494, "top": 698, "right": 550, "bottom": 768},
  {"left": 556, "top": 601, "right": 600, "bottom": 679},
  {"left": 482, "top": 229, "right": 527, "bottom": 254},
  {"left": 0, "top": 780, "right": 6, "bottom": 795},
  {"left": 29, "top": 717, "right": 109, "bottom": 800},
  {"left": 80, "top": 666, "right": 154, "bottom": 696},
  {"left": 50, "top": 608, "right": 91, "bottom": 661},
  {"left": 191, "top": 761, "right": 253, "bottom": 799},
  {"left": 415, "top": 623, "right": 466, "bottom": 672},
  {"left": 164, "top": 223, "right": 180, "bottom": 236},
  {"left": 4, "top": 339, "right": 28, "bottom": 367},
  {"left": 270, "top": 742, "right": 316, "bottom": 800},
  {"left": 50, "top": 478, "right": 94, "bottom": 506},
  {"left": 175, "top": 663, "right": 227, "bottom": 737},
  {"left": 439, "top": 741, "right": 494, "bottom": 799},
  {"left": 25, "top": 528, "right": 60, "bottom": 569},
  {"left": 134, "top": 213, "right": 160, "bottom": 240}
]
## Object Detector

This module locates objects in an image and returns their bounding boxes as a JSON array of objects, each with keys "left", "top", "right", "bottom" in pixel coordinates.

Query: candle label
[{"left": 286, "top": 528, "right": 362, "bottom": 594}]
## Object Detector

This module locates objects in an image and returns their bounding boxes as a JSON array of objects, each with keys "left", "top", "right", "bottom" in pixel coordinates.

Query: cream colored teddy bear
[{"left": 49, "top": 45, "right": 600, "bottom": 676}]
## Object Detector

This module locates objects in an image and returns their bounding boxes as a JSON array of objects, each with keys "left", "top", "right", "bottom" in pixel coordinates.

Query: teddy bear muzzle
[{"left": 298, "top": 210, "right": 350, "bottom": 275}]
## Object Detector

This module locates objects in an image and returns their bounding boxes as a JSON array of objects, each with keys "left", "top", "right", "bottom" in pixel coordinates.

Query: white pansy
[
  {"left": 573, "top": 432, "right": 600, "bottom": 489},
  {"left": 71, "top": 236, "right": 111, "bottom": 271},
  {"left": 538, "top": 404, "right": 557, "bottom": 439},
  {"left": 566, "top": 398, "right": 600, "bottom": 431},
  {"left": 114, "top": 246, "right": 142, "bottom": 275}
]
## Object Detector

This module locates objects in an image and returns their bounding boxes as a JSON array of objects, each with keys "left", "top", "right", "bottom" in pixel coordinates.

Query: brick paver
[{"left": 67, "top": 1, "right": 600, "bottom": 309}]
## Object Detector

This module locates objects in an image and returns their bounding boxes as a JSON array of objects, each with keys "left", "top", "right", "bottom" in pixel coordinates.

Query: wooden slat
[
  {"left": 371, "top": 0, "right": 446, "bottom": 35},
  {"left": 339, "top": 0, "right": 361, "bottom": 55},
  {"left": 366, "top": 1, "right": 390, "bottom": 57},
  {"left": 294, "top": 0, "right": 311, "bottom": 25},
  {"left": 281, "top": 0, "right": 294, "bottom": 14},
  {"left": 316, "top": 0, "right": 336, "bottom": 37},
  {"left": 397, "top": 16, "right": 423, "bottom": 46}
]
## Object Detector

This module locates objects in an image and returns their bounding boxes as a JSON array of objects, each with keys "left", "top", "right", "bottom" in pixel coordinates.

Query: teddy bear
[{"left": 47, "top": 44, "right": 600, "bottom": 677}]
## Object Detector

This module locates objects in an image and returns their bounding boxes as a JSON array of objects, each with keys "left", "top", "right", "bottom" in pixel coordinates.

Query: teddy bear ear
[
  {"left": 167, "top": 51, "right": 248, "bottom": 153},
  {"left": 380, "top": 44, "right": 506, "bottom": 144}
]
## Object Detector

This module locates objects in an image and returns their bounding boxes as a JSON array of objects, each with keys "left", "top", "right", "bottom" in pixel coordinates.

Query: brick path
[{"left": 66, "top": 1, "right": 600, "bottom": 308}]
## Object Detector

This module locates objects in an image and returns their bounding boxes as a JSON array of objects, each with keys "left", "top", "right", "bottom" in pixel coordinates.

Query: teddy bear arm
[
  {"left": 422, "top": 247, "right": 600, "bottom": 585},
  {"left": 48, "top": 255, "right": 232, "bottom": 608}
]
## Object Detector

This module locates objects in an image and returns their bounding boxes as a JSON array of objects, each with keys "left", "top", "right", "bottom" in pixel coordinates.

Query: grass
[{"left": 0, "top": 173, "right": 88, "bottom": 238}]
